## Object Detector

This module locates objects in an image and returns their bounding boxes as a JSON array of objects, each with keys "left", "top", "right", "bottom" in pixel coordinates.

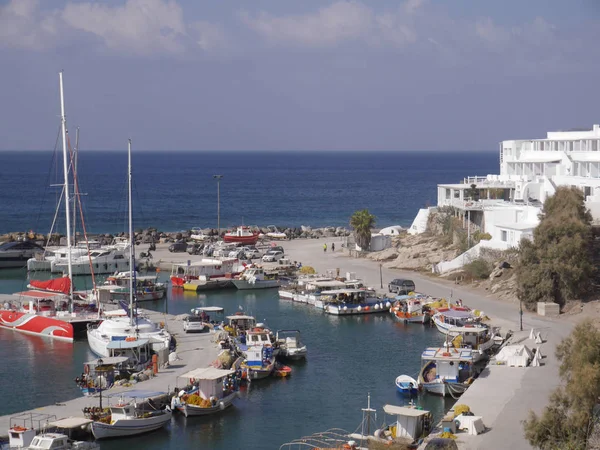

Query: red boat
[
  {"left": 0, "top": 309, "right": 74, "bottom": 341},
  {"left": 223, "top": 226, "right": 260, "bottom": 245}
]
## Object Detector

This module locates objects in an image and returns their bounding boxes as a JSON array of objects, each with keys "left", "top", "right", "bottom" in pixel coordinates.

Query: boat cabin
[
  {"left": 180, "top": 367, "right": 236, "bottom": 400},
  {"left": 380, "top": 404, "right": 432, "bottom": 442},
  {"left": 320, "top": 288, "right": 376, "bottom": 305},
  {"left": 226, "top": 314, "right": 256, "bottom": 331},
  {"left": 243, "top": 328, "right": 273, "bottom": 347},
  {"left": 435, "top": 309, "right": 478, "bottom": 327},
  {"left": 420, "top": 347, "right": 474, "bottom": 384},
  {"left": 106, "top": 337, "right": 151, "bottom": 367},
  {"left": 449, "top": 326, "right": 490, "bottom": 350}
]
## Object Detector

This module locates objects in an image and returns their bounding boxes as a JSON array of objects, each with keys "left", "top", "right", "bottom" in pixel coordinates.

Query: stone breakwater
[{"left": 0, "top": 225, "right": 352, "bottom": 245}]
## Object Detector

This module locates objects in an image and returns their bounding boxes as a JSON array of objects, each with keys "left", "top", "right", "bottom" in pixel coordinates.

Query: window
[
  {"left": 445, "top": 189, "right": 451, "bottom": 200},
  {"left": 501, "top": 230, "right": 508, "bottom": 242}
]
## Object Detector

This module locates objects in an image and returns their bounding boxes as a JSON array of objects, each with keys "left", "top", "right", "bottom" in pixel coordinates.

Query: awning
[
  {"left": 106, "top": 338, "right": 149, "bottom": 349},
  {"left": 48, "top": 417, "right": 93, "bottom": 429},
  {"left": 179, "top": 367, "right": 235, "bottom": 381},
  {"left": 383, "top": 405, "right": 429, "bottom": 417},
  {"left": 192, "top": 306, "right": 224, "bottom": 312},
  {"left": 106, "top": 389, "right": 166, "bottom": 399},
  {"left": 439, "top": 309, "right": 474, "bottom": 319}
]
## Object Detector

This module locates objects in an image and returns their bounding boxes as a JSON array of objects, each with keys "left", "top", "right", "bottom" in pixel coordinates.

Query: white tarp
[
  {"left": 495, "top": 344, "right": 533, "bottom": 367},
  {"left": 455, "top": 415, "right": 485, "bottom": 435}
]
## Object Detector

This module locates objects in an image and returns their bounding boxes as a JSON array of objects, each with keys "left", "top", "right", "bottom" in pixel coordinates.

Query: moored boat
[
  {"left": 390, "top": 295, "right": 430, "bottom": 324},
  {"left": 273, "top": 363, "right": 292, "bottom": 377},
  {"left": 432, "top": 309, "right": 486, "bottom": 336},
  {"left": 394, "top": 375, "right": 419, "bottom": 395},
  {"left": 417, "top": 346, "right": 476, "bottom": 397},
  {"left": 322, "top": 289, "right": 388, "bottom": 315},
  {"left": 90, "top": 397, "right": 172, "bottom": 439},
  {"left": 231, "top": 267, "right": 280, "bottom": 290},
  {"left": 171, "top": 367, "right": 239, "bottom": 417},
  {"left": 170, "top": 259, "right": 243, "bottom": 287},
  {"left": 275, "top": 329, "right": 307, "bottom": 361},
  {"left": 240, "top": 345, "right": 276, "bottom": 380}
]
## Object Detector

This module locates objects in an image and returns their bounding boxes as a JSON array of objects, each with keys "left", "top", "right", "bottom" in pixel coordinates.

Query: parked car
[
  {"left": 388, "top": 278, "right": 416, "bottom": 295},
  {"left": 241, "top": 247, "right": 262, "bottom": 259},
  {"left": 262, "top": 250, "right": 285, "bottom": 262},
  {"left": 169, "top": 241, "right": 187, "bottom": 253},
  {"left": 182, "top": 314, "right": 208, "bottom": 333}
]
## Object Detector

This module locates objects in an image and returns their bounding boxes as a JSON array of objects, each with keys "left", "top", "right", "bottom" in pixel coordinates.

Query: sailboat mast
[
  {"left": 128, "top": 139, "right": 134, "bottom": 327},
  {"left": 59, "top": 71, "right": 74, "bottom": 304},
  {"left": 72, "top": 127, "right": 79, "bottom": 246}
]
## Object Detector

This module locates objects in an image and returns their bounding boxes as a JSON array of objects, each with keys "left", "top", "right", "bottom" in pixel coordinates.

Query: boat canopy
[
  {"left": 106, "top": 338, "right": 150, "bottom": 350},
  {"left": 383, "top": 405, "right": 430, "bottom": 417},
  {"left": 29, "top": 277, "right": 71, "bottom": 295},
  {"left": 194, "top": 306, "right": 224, "bottom": 313},
  {"left": 421, "top": 347, "right": 473, "bottom": 361},
  {"left": 106, "top": 389, "right": 166, "bottom": 399},
  {"left": 439, "top": 309, "right": 473, "bottom": 319},
  {"left": 448, "top": 326, "right": 487, "bottom": 334},
  {"left": 48, "top": 417, "right": 93, "bottom": 429},
  {"left": 179, "top": 367, "right": 235, "bottom": 381},
  {"left": 308, "top": 280, "right": 346, "bottom": 288},
  {"left": 84, "top": 356, "right": 130, "bottom": 366},
  {"left": 226, "top": 315, "right": 255, "bottom": 320}
]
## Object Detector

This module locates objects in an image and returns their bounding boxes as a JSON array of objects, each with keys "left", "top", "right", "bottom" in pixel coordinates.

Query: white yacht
[
  {"left": 54, "top": 240, "right": 130, "bottom": 275},
  {"left": 27, "top": 242, "right": 98, "bottom": 272},
  {"left": 87, "top": 140, "right": 172, "bottom": 360}
]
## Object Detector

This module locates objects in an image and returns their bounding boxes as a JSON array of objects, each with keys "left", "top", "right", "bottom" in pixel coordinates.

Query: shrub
[{"left": 463, "top": 259, "right": 492, "bottom": 280}]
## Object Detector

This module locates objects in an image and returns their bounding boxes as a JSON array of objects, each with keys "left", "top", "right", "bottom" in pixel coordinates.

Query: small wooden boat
[
  {"left": 90, "top": 398, "right": 172, "bottom": 439},
  {"left": 395, "top": 375, "right": 419, "bottom": 395},
  {"left": 171, "top": 367, "right": 239, "bottom": 417},
  {"left": 418, "top": 346, "right": 475, "bottom": 397},
  {"left": 274, "top": 364, "right": 292, "bottom": 377},
  {"left": 390, "top": 296, "right": 430, "bottom": 324}
]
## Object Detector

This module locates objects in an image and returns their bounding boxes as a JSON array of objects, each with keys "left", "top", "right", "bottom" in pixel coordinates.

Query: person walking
[
  {"left": 331, "top": 242, "right": 335, "bottom": 252},
  {"left": 323, "top": 243, "right": 327, "bottom": 253}
]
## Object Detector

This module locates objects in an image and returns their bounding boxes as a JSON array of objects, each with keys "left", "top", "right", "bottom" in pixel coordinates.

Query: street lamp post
[
  {"left": 213, "top": 175, "right": 223, "bottom": 237},
  {"left": 519, "top": 299, "right": 523, "bottom": 331}
]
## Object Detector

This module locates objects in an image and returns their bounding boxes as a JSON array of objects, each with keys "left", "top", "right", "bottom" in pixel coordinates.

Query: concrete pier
[{"left": 0, "top": 307, "right": 220, "bottom": 438}]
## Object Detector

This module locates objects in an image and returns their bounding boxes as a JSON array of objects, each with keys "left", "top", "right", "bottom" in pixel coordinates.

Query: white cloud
[
  {"left": 0, "top": 0, "right": 226, "bottom": 55},
  {"left": 240, "top": 1, "right": 374, "bottom": 47},
  {"left": 61, "top": 0, "right": 187, "bottom": 55},
  {"left": 0, "top": 0, "right": 59, "bottom": 50}
]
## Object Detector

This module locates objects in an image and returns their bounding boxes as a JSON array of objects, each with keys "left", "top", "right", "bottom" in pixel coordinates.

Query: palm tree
[{"left": 350, "top": 209, "right": 376, "bottom": 251}]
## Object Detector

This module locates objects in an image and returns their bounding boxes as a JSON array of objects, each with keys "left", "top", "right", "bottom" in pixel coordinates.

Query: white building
[{"left": 410, "top": 125, "right": 600, "bottom": 272}]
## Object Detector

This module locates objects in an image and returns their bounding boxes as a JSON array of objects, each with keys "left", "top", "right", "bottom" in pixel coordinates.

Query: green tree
[
  {"left": 350, "top": 209, "right": 376, "bottom": 251},
  {"left": 523, "top": 319, "right": 600, "bottom": 449},
  {"left": 517, "top": 186, "right": 593, "bottom": 310}
]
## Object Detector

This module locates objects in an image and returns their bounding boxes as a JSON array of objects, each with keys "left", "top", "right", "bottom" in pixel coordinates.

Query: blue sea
[
  {"left": 0, "top": 150, "right": 498, "bottom": 449},
  {"left": 0, "top": 151, "right": 498, "bottom": 235}
]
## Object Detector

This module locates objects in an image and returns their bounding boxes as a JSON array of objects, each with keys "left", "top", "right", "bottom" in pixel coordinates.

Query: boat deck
[{"left": 0, "top": 307, "right": 220, "bottom": 439}]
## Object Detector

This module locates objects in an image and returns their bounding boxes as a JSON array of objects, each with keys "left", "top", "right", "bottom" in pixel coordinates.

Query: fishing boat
[
  {"left": 171, "top": 367, "right": 239, "bottom": 417},
  {"left": 322, "top": 289, "right": 388, "bottom": 316},
  {"left": 265, "top": 225, "right": 287, "bottom": 240},
  {"left": 394, "top": 375, "right": 419, "bottom": 395},
  {"left": 231, "top": 267, "right": 280, "bottom": 290},
  {"left": 417, "top": 346, "right": 475, "bottom": 397},
  {"left": 6, "top": 414, "right": 99, "bottom": 450},
  {"left": 445, "top": 326, "right": 498, "bottom": 362},
  {"left": 90, "top": 394, "right": 172, "bottom": 439},
  {"left": 223, "top": 226, "right": 260, "bottom": 245},
  {"left": 87, "top": 141, "right": 173, "bottom": 360},
  {"left": 96, "top": 271, "right": 166, "bottom": 302},
  {"left": 224, "top": 312, "right": 257, "bottom": 335},
  {"left": 390, "top": 295, "right": 430, "bottom": 324},
  {"left": 275, "top": 329, "right": 307, "bottom": 361},
  {"left": 240, "top": 345, "right": 276, "bottom": 380},
  {"left": 432, "top": 309, "right": 486, "bottom": 336}
]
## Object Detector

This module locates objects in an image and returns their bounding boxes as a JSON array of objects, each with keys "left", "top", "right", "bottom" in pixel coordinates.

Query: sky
[{"left": 0, "top": 0, "right": 598, "bottom": 151}]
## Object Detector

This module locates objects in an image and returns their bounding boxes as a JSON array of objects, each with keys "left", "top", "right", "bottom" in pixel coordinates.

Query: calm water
[
  {"left": 0, "top": 272, "right": 453, "bottom": 449},
  {"left": 0, "top": 150, "right": 498, "bottom": 234}
]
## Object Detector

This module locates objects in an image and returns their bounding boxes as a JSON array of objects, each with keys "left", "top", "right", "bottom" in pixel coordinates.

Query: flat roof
[
  {"left": 106, "top": 338, "right": 149, "bottom": 349},
  {"left": 48, "top": 417, "right": 93, "bottom": 429},
  {"left": 383, "top": 405, "right": 430, "bottom": 417},
  {"left": 179, "top": 367, "right": 235, "bottom": 380},
  {"left": 192, "top": 306, "right": 224, "bottom": 312},
  {"left": 84, "top": 356, "right": 130, "bottom": 366},
  {"left": 495, "top": 222, "right": 537, "bottom": 231}
]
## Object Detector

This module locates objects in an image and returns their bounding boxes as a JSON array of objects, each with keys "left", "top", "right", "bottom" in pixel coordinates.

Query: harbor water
[{"left": 0, "top": 270, "right": 453, "bottom": 449}]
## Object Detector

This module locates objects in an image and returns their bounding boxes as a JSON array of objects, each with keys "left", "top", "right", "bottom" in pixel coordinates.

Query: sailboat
[
  {"left": 87, "top": 140, "right": 173, "bottom": 360},
  {"left": 0, "top": 72, "right": 78, "bottom": 341}
]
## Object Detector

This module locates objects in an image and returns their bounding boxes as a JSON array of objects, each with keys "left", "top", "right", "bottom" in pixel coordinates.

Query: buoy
[
  {"left": 374, "top": 304, "right": 380, "bottom": 310},
  {"left": 385, "top": 301, "right": 391, "bottom": 308},
  {"left": 343, "top": 306, "right": 348, "bottom": 311},
  {"left": 357, "top": 306, "right": 362, "bottom": 312}
]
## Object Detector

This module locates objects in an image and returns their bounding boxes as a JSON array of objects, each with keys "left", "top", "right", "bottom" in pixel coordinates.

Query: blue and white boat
[
  {"left": 395, "top": 375, "right": 419, "bottom": 395},
  {"left": 418, "top": 347, "right": 475, "bottom": 397},
  {"left": 321, "top": 289, "right": 388, "bottom": 315}
]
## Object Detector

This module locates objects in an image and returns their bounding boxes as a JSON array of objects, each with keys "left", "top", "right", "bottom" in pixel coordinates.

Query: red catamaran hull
[{"left": 0, "top": 310, "right": 74, "bottom": 341}]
